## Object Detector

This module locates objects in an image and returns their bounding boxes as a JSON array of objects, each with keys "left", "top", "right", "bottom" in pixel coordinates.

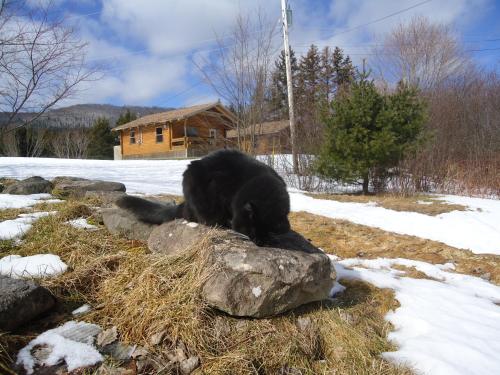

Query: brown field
[{"left": 306, "top": 193, "right": 467, "bottom": 216}]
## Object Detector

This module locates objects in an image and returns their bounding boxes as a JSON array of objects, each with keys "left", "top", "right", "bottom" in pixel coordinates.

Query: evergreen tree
[
  {"left": 269, "top": 48, "right": 298, "bottom": 120},
  {"left": 332, "top": 47, "right": 355, "bottom": 92},
  {"left": 317, "top": 74, "right": 426, "bottom": 194},
  {"left": 116, "top": 109, "right": 137, "bottom": 126},
  {"left": 87, "top": 117, "right": 114, "bottom": 160}
]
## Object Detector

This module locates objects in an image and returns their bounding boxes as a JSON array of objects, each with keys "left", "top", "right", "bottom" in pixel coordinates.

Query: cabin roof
[
  {"left": 111, "top": 102, "right": 236, "bottom": 131},
  {"left": 226, "top": 120, "right": 289, "bottom": 138}
]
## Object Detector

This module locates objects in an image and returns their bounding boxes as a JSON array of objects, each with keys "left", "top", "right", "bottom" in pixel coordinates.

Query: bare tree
[
  {"left": 0, "top": 0, "right": 96, "bottom": 131},
  {"left": 194, "top": 10, "right": 279, "bottom": 154},
  {"left": 50, "top": 127, "right": 88, "bottom": 159},
  {"left": 372, "top": 16, "right": 470, "bottom": 90}
]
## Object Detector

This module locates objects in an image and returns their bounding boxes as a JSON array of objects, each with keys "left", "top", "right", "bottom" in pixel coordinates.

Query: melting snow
[
  {"left": 16, "top": 321, "right": 103, "bottom": 374},
  {"left": 334, "top": 257, "right": 500, "bottom": 375},
  {"left": 0, "top": 211, "right": 55, "bottom": 240},
  {"left": 66, "top": 218, "right": 97, "bottom": 230},
  {"left": 0, "top": 193, "right": 58, "bottom": 210},
  {"left": 72, "top": 304, "right": 92, "bottom": 316},
  {"left": 0, "top": 254, "right": 67, "bottom": 278}
]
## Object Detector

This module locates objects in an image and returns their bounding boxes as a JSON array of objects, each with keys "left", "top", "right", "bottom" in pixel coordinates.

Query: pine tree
[
  {"left": 317, "top": 74, "right": 426, "bottom": 194},
  {"left": 269, "top": 48, "right": 298, "bottom": 120},
  {"left": 87, "top": 117, "right": 114, "bottom": 160},
  {"left": 116, "top": 109, "right": 137, "bottom": 126},
  {"left": 332, "top": 47, "right": 355, "bottom": 92}
]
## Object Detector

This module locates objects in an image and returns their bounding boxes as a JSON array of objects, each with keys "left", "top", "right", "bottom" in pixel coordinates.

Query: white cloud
[{"left": 61, "top": 0, "right": 493, "bottom": 106}]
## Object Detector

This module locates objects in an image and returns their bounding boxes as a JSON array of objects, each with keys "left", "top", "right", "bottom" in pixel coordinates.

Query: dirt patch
[
  {"left": 306, "top": 193, "right": 467, "bottom": 216},
  {"left": 290, "top": 211, "right": 500, "bottom": 285}
]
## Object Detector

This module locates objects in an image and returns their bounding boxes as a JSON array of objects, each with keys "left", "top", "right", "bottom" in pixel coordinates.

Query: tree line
[
  {"left": 0, "top": 110, "right": 136, "bottom": 159},
  {"left": 201, "top": 14, "right": 498, "bottom": 196}
]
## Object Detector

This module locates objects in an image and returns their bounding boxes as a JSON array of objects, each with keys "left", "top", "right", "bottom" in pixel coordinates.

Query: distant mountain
[{"left": 0, "top": 104, "right": 172, "bottom": 129}]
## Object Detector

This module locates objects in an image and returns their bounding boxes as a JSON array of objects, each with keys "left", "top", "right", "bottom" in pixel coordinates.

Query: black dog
[{"left": 116, "top": 149, "right": 291, "bottom": 246}]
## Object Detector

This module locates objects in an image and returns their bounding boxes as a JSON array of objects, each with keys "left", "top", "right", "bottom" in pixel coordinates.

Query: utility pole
[{"left": 280, "top": 0, "right": 298, "bottom": 173}]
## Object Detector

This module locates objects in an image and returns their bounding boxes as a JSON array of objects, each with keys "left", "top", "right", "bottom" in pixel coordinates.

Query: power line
[{"left": 299, "top": 0, "right": 433, "bottom": 35}]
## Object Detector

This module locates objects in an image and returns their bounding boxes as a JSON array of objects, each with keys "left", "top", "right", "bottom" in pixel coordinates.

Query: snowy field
[
  {"left": 1, "top": 156, "right": 500, "bottom": 375},
  {"left": 1, "top": 157, "right": 499, "bottom": 255}
]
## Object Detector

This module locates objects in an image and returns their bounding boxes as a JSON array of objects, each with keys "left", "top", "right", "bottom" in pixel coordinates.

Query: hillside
[{"left": 0, "top": 104, "right": 172, "bottom": 129}]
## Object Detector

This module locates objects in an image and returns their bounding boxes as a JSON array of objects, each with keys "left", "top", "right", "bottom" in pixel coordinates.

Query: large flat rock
[
  {"left": 0, "top": 276, "right": 55, "bottom": 331},
  {"left": 53, "top": 178, "right": 126, "bottom": 198},
  {"left": 102, "top": 207, "right": 157, "bottom": 241},
  {"left": 147, "top": 221, "right": 335, "bottom": 318},
  {"left": 3, "top": 176, "right": 52, "bottom": 195}
]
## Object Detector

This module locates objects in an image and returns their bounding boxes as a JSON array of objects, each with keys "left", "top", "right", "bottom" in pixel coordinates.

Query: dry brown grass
[
  {"left": 0, "top": 208, "right": 25, "bottom": 221},
  {"left": 307, "top": 193, "right": 467, "bottom": 216},
  {"left": 290, "top": 211, "right": 500, "bottom": 285},
  {"left": 1, "top": 199, "right": 412, "bottom": 374}
]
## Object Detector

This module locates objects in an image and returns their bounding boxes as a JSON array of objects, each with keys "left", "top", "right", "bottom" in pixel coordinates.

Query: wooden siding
[
  {"left": 120, "top": 112, "right": 230, "bottom": 158},
  {"left": 121, "top": 124, "right": 171, "bottom": 156}
]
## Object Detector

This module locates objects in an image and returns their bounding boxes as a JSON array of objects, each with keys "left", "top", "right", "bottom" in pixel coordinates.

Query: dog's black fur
[{"left": 116, "top": 149, "right": 291, "bottom": 246}]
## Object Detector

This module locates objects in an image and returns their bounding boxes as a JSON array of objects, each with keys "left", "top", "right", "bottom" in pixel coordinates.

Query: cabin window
[
  {"left": 130, "top": 128, "right": 136, "bottom": 144},
  {"left": 186, "top": 127, "right": 198, "bottom": 137},
  {"left": 209, "top": 129, "right": 217, "bottom": 138},
  {"left": 156, "top": 127, "right": 163, "bottom": 143}
]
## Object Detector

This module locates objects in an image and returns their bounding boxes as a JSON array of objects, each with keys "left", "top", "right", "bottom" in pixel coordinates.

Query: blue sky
[{"left": 42, "top": 0, "right": 500, "bottom": 108}]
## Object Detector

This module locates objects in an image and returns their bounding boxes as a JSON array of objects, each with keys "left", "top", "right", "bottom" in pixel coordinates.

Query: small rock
[
  {"left": 180, "top": 356, "right": 200, "bottom": 375},
  {"left": 97, "top": 326, "right": 118, "bottom": 347},
  {"left": 356, "top": 251, "right": 365, "bottom": 257},
  {"left": 101, "top": 342, "right": 136, "bottom": 361},
  {"left": 149, "top": 330, "right": 168, "bottom": 346},
  {"left": 4, "top": 176, "right": 52, "bottom": 194},
  {"left": 0, "top": 276, "right": 55, "bottom": 331},
  {"left": 131, "top": 346, "right": 149, "bottom": 359},
  {"left": 97, "top": 364, "right": 135, "bottom": 375},
  {"left": 480, "top": 272, "right": 491, "bottom": 281}
]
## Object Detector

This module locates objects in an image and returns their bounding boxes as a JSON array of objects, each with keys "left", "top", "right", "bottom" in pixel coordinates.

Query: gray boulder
[
  {"left": 102, "top": 207, "right": 157, "bottom": 241},
  {"left": 85, "top": 190, "right": 127, "bottom": 207},
  {"left": 148, "top": 219, "right": 209, "bottom": 256},
  {"left": 53, "top": 178, "right": 126, "bottom": 198},
  {"left": 148, "top": 221, "right": 335, "bottom": 318},
  {"left": 4, "top": 176, "right": 52, "bottom": 195},
  {"left": 0, "top": 276, "right": 55, "bottom": 331}
]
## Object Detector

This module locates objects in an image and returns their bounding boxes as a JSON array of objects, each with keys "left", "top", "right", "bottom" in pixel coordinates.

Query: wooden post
[
  {"left": 183, "top": 119, "right": 188, "bottom": 149},
  {"left": 281, "top": 0, "right": 298, "bottom": 173}
]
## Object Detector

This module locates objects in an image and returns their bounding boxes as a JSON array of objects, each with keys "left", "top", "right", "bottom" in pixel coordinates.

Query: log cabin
[
  {"left": 226, "top": 120, "right": 291, "bottom": 155},
  {"left": 112, "top": 102, "right": 237, "bottom": 159}
]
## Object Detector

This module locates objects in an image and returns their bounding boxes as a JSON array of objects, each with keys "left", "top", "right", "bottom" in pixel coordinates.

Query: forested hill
[{"left": 0, "top": 104, "right": 171, "bottom": 129}]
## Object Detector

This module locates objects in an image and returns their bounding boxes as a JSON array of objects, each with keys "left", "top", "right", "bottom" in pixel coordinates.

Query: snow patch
[
  {"left": 0, "top": 254, "right": 68, "bottom": 278},
  {"left": 251, "top": 286, "right": 262, "bottom": 298},
  {"left": 66, "top": 218, "right": 97, "bottom": 230},
  {"left": 0, "top": 211, "right": 54, "bottom": 240},
  {"left": 72, "top": 304, "right": 92, "bottom": 316},
  {"left": 16, "top": 321, "right": 103, "bottom": 374},
  {"left": 0, "top": 193, "right": 55, "bottom": 210},
  {"left": 335, "top": 257, "right": 500, "bottom": 375},
  {"left": 187, "top": 222, "right": 198, "bottom": 228}
]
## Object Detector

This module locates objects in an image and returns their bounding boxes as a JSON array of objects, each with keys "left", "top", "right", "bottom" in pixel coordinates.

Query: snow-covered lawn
[
  {"left": 1, "top": 157, "right": 498, "bottom": 255},
  {"left": 335, "top": 258, "right": 500, "bottom": 375}
]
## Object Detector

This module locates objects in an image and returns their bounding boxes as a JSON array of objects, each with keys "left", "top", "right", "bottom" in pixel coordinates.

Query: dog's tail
[{"left": 115, "top": 195, "right": 184, "bottom": 224}]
